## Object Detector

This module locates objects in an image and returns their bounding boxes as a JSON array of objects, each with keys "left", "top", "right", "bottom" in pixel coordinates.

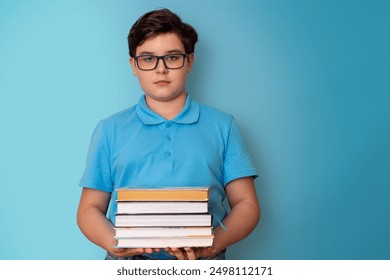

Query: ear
[
  {"left": 186, "top": 53, "right": 195, "bottom": 73},
  {"left": 129, "top": 57, "right": 138, "bottom": 76}
]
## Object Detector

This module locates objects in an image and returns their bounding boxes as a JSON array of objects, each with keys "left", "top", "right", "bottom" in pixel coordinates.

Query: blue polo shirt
[{"left": 79, "top": 94, "right": 257, "bottom": 255}]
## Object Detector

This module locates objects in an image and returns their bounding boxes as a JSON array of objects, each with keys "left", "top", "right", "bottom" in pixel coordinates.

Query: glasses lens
[
  {"left": 163, "top": 55, "right": 185, "bottom": 69},
  {"left": 137, "top": 56, "right": 157, "bottom": 70}
]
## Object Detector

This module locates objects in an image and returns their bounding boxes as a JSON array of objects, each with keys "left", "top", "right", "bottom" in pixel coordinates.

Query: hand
[
  {"left": 166, "top": 246, "right": 217, "bottom": 260},
  {"left": 108, "top": 239, "right": 160, "bottom": 258}
]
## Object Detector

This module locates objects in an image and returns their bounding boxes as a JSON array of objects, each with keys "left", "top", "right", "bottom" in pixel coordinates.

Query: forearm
[
  {"left": 213, "top": 199, "right": 260, "bottom": 253},
  {"left": 77, "top": 205, "right": 115, "bottom": 252}
]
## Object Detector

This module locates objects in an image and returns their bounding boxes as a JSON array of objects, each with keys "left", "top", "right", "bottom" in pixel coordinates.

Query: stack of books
[{"left": 114, "top": 187, "right": 214, "bottom": 248}]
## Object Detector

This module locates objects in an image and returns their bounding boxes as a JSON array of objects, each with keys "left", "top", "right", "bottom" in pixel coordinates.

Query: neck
[{"left": 145, "top": 93, "right": 187, "bottom": 120}]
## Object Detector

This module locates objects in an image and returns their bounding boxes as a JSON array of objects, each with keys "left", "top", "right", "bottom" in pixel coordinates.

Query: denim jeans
[{"left": 105, "top": 249, "right": 226, "bottom": 260}]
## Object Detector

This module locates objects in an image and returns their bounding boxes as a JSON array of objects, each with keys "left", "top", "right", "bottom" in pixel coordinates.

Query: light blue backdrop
[{"left": 0, "top": 0, "right": 389, "bottom": 260}]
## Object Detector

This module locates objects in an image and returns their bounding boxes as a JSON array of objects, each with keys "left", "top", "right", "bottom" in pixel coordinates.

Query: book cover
[
  {"left": 116, "top": 186, "right": 210, "bottom": 201},
  {"left": 114, "top": 226, "right": 213, "bottom": 238},
  {"left": 116, "top": 201, "right": 208, "bottom": 214},
  {"left": 115, "top": 214, "right": 212, "bottom": 227},
  {"left": 116, "top": 236, "right": 214, "bottom": 248}
]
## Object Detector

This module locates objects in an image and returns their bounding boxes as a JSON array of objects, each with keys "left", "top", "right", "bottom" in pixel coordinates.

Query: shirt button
[
  {"left": 164, "top": 151, "right": 171, "bottom": 158},
  {"left": 165, "top": 122, "right": 172, "bottom": 128},
  {"left": 165, "top": 135, "right": 171, "bottom": 141}
]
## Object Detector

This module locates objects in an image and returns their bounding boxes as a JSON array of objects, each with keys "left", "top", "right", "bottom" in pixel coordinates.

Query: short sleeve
[
  {"left": 223, "top": 118, "right": 258, "bottom": 186},
  {"left": 79, "top": 121, "right": 113, "bottom": 192}
]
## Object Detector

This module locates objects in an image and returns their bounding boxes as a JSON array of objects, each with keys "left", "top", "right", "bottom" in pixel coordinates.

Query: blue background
[{"left": 0, "top": 0, "right": 389, "bottom": 260}]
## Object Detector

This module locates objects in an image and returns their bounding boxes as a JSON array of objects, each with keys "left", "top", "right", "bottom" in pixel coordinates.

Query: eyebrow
[{"left": 137, "top": 49, "right": 185, "bottom": 56}]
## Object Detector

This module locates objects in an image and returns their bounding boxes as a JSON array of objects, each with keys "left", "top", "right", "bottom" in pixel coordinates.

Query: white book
[
  {"left": 115, "top": 214, "right": 212, "bottom": 227},
  {"left": 116, "top": 236, "right": 214, "bottom": 248},
  {"left": 115, "top": 226, "right": 213, "bottom": 238},
  {"left": 116, "top": 201, "right": 208, "bottom": 214}
]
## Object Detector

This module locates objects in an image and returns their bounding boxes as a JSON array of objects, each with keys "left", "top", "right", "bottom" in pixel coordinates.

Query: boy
[{"left": 77, "top": 8, "right": 260, "bottom": 260}]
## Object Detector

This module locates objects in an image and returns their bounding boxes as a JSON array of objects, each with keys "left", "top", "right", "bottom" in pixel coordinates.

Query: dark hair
[{"left": 127, "top": 8, "right": 198, "bottom": 57}]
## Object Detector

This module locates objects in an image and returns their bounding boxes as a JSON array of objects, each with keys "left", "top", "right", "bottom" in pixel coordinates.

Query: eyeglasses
[{"left": 134, "top": 54, "right": 188, "bottom": 71}]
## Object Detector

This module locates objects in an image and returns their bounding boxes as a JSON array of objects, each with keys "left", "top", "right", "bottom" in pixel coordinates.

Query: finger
[
  {"left": 111, "top": 248, "right": 133, "bottom": 257},
  {"left": 134, "top": 248, "right": 146, "bottom": 254},
  {"left": 112, "top": 247, "right": 125, "bottom": 253},
  {"left": 112, "top": 245, "right": 128, "bottom": 256},
  {"left": 119, "top": 248, "right": 143, "bottom": 257},
  {"left": 206, "top": 246, "right": 216, "bottom": 254},
  {"left": 111, "top": 239, "right": 122, "bottom": 253},
  {"left": 144, "top": 248, "right": 154, "bottom": 254},
  {"left": 170, "top": 248, "right": 186, "bottom": 260},
  {"left": 184, "top": 247, "right": 196, "bottom": 260},
  {"left": 165, "top": 248, "right": 174, "bottom": 256}
]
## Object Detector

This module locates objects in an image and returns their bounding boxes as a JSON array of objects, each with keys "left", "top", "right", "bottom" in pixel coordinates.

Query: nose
[{"left": 155, "top": 57, "right": 168, "bottom": 73}]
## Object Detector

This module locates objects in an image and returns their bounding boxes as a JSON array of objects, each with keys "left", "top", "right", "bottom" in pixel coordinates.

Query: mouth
[{"left": 154, "top": 80, "right": 170, "bottom": 86}]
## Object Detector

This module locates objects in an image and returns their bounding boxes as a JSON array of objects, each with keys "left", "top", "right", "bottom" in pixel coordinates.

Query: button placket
[{"left": 163, "top": 122, "right": 173, "bottom": 160}]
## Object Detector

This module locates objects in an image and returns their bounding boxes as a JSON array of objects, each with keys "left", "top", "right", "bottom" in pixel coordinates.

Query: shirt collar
[{"left": 136, "top": 94, "right": 200, "bottom": 125}]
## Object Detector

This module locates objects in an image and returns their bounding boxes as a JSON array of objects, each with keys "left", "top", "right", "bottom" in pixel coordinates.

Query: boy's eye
[
  {"left": 141, "top": 56, "right": 156, "bottom": 63},
  {"left": 165, "top": 55, "right": 179, "bottom": 61}
]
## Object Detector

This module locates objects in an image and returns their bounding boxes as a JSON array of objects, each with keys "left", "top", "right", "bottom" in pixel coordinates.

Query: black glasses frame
[{"left": 134, "top": 54, "right": 188, "bottom": 71}]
